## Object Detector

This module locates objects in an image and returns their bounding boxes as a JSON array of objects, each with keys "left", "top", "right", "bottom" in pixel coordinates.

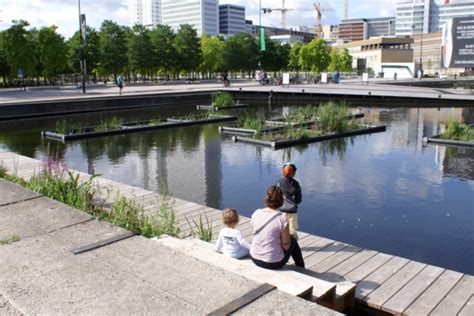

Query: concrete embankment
[{"left": 0, "top": 179, "right": 338, "bottom": 315}]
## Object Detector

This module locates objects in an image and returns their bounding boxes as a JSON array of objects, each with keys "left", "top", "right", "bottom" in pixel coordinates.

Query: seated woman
[{"left": 250, "top": 186, "right": 305, "bottom": 270}]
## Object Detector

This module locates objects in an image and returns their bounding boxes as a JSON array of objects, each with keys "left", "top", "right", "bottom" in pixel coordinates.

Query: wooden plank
[
  {"left": 363, "top": 260, "right": 426, "bottom": 310},
  {"left": 304, "top": 240, "right": 348, "bottom": 269},
  {"left": 344, "top": 253, "right": 393, "bottom": 284},
  {"left": 458, "top": 294, "right": 474, "bottom": 316},
  {"left": 323, "top": 249, "right": 378, "bottom": 282},
  {"left": 310, "top": 245, "right": 361, "bottom": 274},
  {"left": 381, "top": 265, "right": 444, "bottom": 314},
  {"left": 207, "top": 283, "right": 276, "bottom": 316},
  {"left": 356, "top": 256, "right": 409, "bottom": 299},
  {"left": 403, "top": 269, "right": 463, "bottom": 316},
  {"left": 430, "top": 275, "right": 474, "bottom": 316}
]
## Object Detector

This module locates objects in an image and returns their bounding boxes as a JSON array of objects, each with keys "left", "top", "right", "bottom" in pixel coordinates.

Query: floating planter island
[
  {"left": 423, "top": 122, "right": 474, "bottom": 148},
  {"left": 232, "top": 124, "right": 386, "bottom": 149},
  {"left": 42, "top": 115, "right": 237, "bottom": 142}
]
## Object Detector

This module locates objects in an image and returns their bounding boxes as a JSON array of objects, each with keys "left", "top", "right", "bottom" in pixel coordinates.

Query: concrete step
[{"left": 187, "top": 237, "right": 339, "bottom": 306}]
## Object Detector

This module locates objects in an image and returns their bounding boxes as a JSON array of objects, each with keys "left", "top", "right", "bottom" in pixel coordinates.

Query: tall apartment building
[
  {"left": 129, "top": 0, "right": 162, "bottom": 27},
  {"left": 219, "top": 4, "right": 246, "bottom": 36},
  {"left": 339, "top": 17, "right": 395, "bottom": 42},
  {"left": 161, "top": 0, "right": 219, "bottom": 36},
  {"left": 396, "top": 0, "right": 474, "bottom": 35}
]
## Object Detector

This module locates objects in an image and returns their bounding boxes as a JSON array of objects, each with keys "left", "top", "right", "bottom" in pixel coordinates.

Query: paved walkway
[
  {"left": 0, "top": 80, "right": 471, "bottom": 106},
  {"left": 0, "top": 177, "right": 338, "bottom": 315}
]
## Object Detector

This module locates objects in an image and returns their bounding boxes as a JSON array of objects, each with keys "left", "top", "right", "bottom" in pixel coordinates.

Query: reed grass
[
  {"left": 185, "top": 213, "right": 213, "bottom": 242},
  {"left": 211, "top": 92, "right": 234, "bottom": 107},
  {"left": 442, "top": 118, "right": 474, "bottom": 141}
]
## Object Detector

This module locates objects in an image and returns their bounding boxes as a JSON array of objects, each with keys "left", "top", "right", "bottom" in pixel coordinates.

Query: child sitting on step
[{"left": 215, "top": 208, "right": 251, "bottom": 259}]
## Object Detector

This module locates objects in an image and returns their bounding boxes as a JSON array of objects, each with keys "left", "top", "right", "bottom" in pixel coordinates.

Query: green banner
[{"left": 260, "top": 28, "right": 266, "bottom": 52}]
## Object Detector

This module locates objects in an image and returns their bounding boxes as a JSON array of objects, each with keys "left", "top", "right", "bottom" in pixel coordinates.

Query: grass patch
[
  {"left": 211, "top": 92, "right": 234, "bottom": 107},
  {"left": 55, "top": 120, "right": 81, "bottom": 135},
  {"left": 0, "top": 157, "right": 180, "bottom": 239},
  {"left": 185, "top": 213, "right": 213, "bottom": 242},
  {"left": 236, "top": 113, "right": 264, "bottom": 135},
  {"left": 95, "top": 116, "right": 122, "bottom": 132},
  {"left": 441, "top": 118, "right": 474, "bottom": 141},
  {"left": 315, "top": 101, "right": 351, "bottom": 133},
  {"left": 0, "top": 235, "right": 20, "bottom": 245}
]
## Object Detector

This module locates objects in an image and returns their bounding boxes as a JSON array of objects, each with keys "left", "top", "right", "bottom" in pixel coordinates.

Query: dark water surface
[{"left": 1, "top": 105, "right": 473, "bottom": 274}]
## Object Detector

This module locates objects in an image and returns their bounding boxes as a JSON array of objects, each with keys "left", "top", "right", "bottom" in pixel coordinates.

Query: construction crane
[{"left": 262, "top": 2, "right": 334, "bottom": 38}]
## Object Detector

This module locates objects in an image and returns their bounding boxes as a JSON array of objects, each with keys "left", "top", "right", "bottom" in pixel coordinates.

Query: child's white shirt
[{"left": 215, "top": 227, "right": 251, "bottom": 256}]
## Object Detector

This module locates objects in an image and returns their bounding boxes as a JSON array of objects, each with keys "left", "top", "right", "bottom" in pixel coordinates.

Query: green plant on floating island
[
  {"left": 211, "top": 92, "right": 234, "bottom": 107},
  {"left": 441, "top": 118, "right": 474, "bottom": 141},
  {"left": 315, "top": 102, "right": 353, "bottom": 133},
  {"left": 55, "top": 120, "right": 81, "bottom": 135},
  {"left": 236, "top": 113, "right": 264, "bottom": 134},
  {"left": 95, "top": 116, "right": 122, "bottom": 132}
]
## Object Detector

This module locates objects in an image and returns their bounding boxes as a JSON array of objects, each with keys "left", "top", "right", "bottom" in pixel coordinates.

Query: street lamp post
[{"left": 78, "top": 0, "right": 86, "bottom": 93}]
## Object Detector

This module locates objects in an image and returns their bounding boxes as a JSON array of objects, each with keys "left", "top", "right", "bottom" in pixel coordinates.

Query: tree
[
  {"left": 199, "top": 34, "right": 224, "bottom": 77},
  {"left": 329, "top": 48, "right": 352, "bottom": 72},
  {"left": 298, "top": 39, "right": 330, "bottom": 73},
  {"left": 289, "top": 43, "right": 303, "bottom": 71},
  {"left": 37, "top": 26, "right": 67, "bottom": 81},
  {"left": 98, "top": 20, "right": 128, "bottom": 77},
  {"left": 173, "top": 24, "right": 201, "bottom": 75},
  {"left": 0, "top": 32, "right": 10, "bottom": 83},
  {"left": 127, "top": 24, "right": 153, "bottom": 79},
  {"left": 67, "top": 26, "right": 100, "bottom": 77},
  {"left": 223, "top": 32, "right": 259, "bottom": 74},
  {"left": 149, "top": 24, "right": 177, "bottom": 77},
  {"left": 2, "top": 20, "right": 37, "bottom": 77}
]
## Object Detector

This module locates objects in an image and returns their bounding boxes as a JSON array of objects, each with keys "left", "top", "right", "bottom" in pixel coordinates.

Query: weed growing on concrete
[
  {"left": 211, "top": 92, "right": 234, "bottom": 107},
  {"left": 185, "top": 213, "right": 213, "bottom": 242},
  {"left": 0, "top": 235, "right": 20, "bottom": 245}
]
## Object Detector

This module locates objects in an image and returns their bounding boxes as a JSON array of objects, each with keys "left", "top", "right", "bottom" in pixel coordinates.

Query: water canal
[{"left": 0, "top": 104, "right": 473, "bottom": 275}]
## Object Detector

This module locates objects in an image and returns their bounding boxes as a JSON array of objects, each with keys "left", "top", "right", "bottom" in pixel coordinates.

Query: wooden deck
[{"left": 1, "top": 151, "right": 473, "bottom": 315}]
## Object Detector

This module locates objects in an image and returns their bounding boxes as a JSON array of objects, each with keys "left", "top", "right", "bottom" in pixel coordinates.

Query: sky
[{"left": 0, "top": 0, "right": 397, "bottom": 39}]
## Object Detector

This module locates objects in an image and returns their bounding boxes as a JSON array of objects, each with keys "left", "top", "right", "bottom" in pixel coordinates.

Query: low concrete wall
[{"left": 0, "top": 91, "right": 212, "bottom": 121}]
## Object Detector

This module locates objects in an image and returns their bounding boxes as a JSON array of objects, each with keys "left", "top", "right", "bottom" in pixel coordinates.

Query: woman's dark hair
[{"left": 265, "top": 185, "right": 284, "bottom": 210}]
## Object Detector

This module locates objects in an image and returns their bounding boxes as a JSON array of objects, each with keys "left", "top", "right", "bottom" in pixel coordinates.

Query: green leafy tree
[
  {"left": 67, "top": 26, "right": 100, "bottom": 77},
  {"left": 173, "top": 24, "right": 201, "bottom": 75},
  {"left": 2, "top": 20, "right": 37, "bottom": 77},
  {"left": 0, "top": 32, "right": 10, "bottom": 83},
  {"left": 329, "top": 48, "right": 352, "bottom": 72},
  {"left": 128, "top": 24, "right": 153, "bottom": 79},
  {"left": 289, "top": 43, "right": 303, "bottom": 71},
  {"left": 37, "top": 26, "right": 67, "bottom": 81},
  {"left": 98, "top": 20, "right": 128, "bottom": 77},
  {"left": 149, "top": 24, "right": 177, "bottom": 77},
  {"left": 223, "top": 32, "right": 259, "bottom": 74},
  {"left": 199, "top": 34, "right": 224, "bottom": 77},
  {"left": 298, "top": 39, "right": 330, "bottom": 73}
]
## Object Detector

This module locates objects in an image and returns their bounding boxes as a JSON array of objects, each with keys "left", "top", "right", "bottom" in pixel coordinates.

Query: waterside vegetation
[
  {"left": 211, "top": 92, "right": 234, "bottom": 107},
  {"left": 441, "top": 119, "right": 474, "bottom": 141}
]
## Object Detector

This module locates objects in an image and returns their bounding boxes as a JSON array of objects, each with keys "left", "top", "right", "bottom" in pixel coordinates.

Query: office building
[
  {"left": 129, "top": 0, "right": 162, "bottom": 27},
  {"left": 219, "top": 4, "right": 246, "bottom": 36},
  {"left": 396, "top": 0, "right": 474, "bottom": 35},
  {"left": 339, "top": 17, "right": 395, "bottom": 42},
  {"left": 162, "top": 0, "right": 219, "bottom": 36}
]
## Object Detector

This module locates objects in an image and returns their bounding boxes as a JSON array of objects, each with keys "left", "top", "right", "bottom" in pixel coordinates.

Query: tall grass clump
[
  {"left": 236, "top": 113, "right": 264, "bottom": 133},
  {"left": 95, "top": 116, "right": 122, "bottom": 132},
  {"left": 211, "top": 92, "right": 234, "bottom": 107},
  {"left": 442, "top": 118, "right": 474, "bottom": 141},
  {"left": 186, "top": 213, "right": 213, "bottom": 242},
  {"left": 316, "top": 102, "right": 351, "bottom": 133},
  {"left": 55, "top": 120, "right": 81, "bottom": 135}
]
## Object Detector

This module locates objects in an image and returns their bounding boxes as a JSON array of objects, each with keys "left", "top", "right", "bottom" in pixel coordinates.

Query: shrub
[
  {"left": 315, "top": 102, "right": 351, "bottom": 133},
  {"left": 211, "top": 92, "right": 234, "bottom": 107},
  {"left": 442, "top": 118, "right": 474, "bottom": 141}
]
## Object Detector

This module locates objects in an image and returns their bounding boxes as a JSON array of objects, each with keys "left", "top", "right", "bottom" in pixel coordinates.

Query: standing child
[
  {"left": 276, "top": 163, "right": 302, "bottom": 239},
  {"left": 215, "top": 208, "right": 251, "bottom": 259},
  {"left": 116, "top": 74, "right": 124, "bottom": 94}
]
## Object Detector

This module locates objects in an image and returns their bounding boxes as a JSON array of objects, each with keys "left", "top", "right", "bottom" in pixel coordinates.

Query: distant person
[
  {"left": 276, "top": 163, "right": 302, "bottom": 239},
  {"left": 215, "top": 208, "right": 251, "bottom": 259},
  {"left": 116, "top": 74, "right": 124, "bottom": 94},
  {"left": 393, "top": 72, "right": 398, "bottom": 80},
  {"left": 332, "top": 70, "right": 340, "bottom": 84},
  {"left": 221, "top": 74, "right": 230, "bottom": 88},
  {"left": 250, "top": 186, "right": 305, "bottom": 269}
]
